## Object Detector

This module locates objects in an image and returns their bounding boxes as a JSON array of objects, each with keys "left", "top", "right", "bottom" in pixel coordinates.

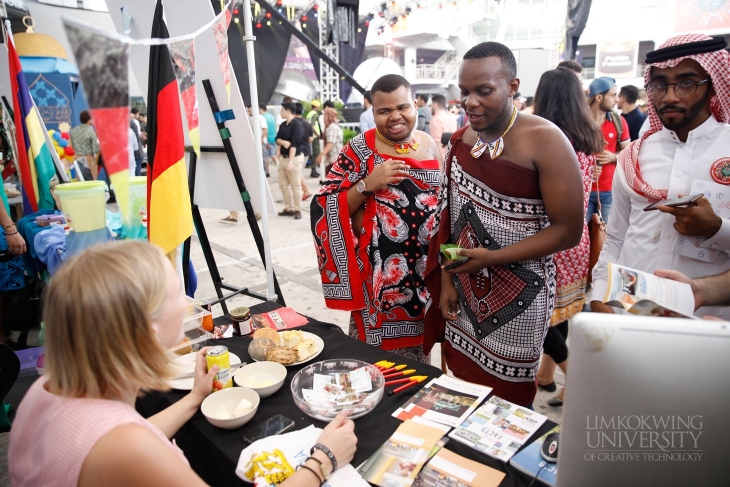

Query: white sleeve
[
  {"left": 591, "top": 166, "right": 632, "bottom": 301},
  {"left": 699, "top": 217, "right": 730, "bottom": 254}
]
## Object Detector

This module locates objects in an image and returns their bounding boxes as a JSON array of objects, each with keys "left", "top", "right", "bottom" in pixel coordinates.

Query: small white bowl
[
  {"left": 201, "top": 387, "right": 260, "bottom": 429},
  {"left": 234, "top": 361, "right": 287, "bottom": 398}
]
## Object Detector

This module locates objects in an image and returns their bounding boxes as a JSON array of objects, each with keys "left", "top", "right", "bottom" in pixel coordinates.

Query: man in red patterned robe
[{"left": 310, "top": 74, "right": 442, "bottom": 362}]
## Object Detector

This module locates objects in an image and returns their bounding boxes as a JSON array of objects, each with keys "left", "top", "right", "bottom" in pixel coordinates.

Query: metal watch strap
[{"left": 311, "top": 443, "right": 338, "bottom": 471}]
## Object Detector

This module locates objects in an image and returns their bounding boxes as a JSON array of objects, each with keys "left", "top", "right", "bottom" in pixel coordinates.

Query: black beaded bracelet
[
  {"left": 310, "top": 443, "right": 337, "bottom": 471},
  {"left": 296, "top": 464, "right": 323, "bottom": 486}
]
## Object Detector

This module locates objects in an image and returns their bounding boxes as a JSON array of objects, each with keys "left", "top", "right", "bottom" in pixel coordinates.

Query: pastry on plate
[
  {"left": 293, "top": 339, "right": 317, "bottom": 361},
  {"left": 265, "top": 346, "right": 298, "bottom": 365},
  {"left": 248, "top": 337, "right": 277, "bottom": 362},
  {"left": 253, "top": 327, "right": 280, "bottom": 344},
  {"left": 280, "top": 330, "right": 304, "bottom": 348}
]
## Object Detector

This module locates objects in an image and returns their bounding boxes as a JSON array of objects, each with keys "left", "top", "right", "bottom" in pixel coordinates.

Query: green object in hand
[{"left": 440, "top": 244, "right": 462, "bottom": 260}]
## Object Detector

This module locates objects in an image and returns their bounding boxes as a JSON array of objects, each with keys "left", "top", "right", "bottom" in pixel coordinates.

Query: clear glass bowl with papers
[{"left": 291, "top": 359, "right": 385, "bottom": 422}]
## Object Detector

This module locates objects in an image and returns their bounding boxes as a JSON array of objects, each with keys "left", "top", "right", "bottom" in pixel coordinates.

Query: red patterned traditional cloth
[
  {"left": 310, "top": 129, "right": 440, "bottom": 352},
  {"left": 550, "top": 151, "right": 594, "bottom": 325},
  {"left": 424, "top": 127, "right": 556, "bottom": 407},
  {"left": 619, "top": 33, "right": 730, "bottom": 201}
]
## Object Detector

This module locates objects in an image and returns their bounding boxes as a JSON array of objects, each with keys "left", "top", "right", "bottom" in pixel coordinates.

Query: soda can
[{"left": 206, "top": 345, "right": 232, "bottom": 392}]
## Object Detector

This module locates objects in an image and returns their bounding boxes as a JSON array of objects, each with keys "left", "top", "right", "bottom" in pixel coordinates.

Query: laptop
[{"left": 557, "top": 313, "right": 730, "bottom": 487}]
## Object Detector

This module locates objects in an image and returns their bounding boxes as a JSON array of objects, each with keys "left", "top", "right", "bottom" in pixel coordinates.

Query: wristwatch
[{"left": 356, "top": 179, "right": 374, "bottom": 196}]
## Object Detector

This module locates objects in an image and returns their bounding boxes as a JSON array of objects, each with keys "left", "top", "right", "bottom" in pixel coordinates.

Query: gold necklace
[
  {"left": 376, "top": 129, "right": 419, "bottom": 154},
  {"left": 471, "top": 106, "right": 518, "bottom": 160}
]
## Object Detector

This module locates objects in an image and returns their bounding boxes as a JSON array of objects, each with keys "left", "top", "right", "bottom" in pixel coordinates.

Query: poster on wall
[
  {"left": 595, "top": 38, "right": 639, "bottom": 79},
  {"left": 675, "top": 0, "right": 730, "bottom": 32}
]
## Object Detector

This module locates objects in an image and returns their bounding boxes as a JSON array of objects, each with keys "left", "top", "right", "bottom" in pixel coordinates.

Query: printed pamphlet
[
  {"left": 413, "top": 448, "right": 505, "bottom": 487},
  {"left": 393, "top": 375, "right": 492, "bottom": 428},
  {"left": 448, "top": 396, "right": 547, "bottom": 462},
  {"left": 603, "top": 263, "right": 697, "bottom": 318},
  {"left": 359, "top": 419, "right": 446, "bottom": 487},
  {"left": 251, "top": 307, "right": 309, "bottom": 330}
]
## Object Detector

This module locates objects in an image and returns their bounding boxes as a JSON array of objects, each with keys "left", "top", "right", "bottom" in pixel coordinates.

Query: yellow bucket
[
  {"left": 55, "top": 181, "right": 107, "bottom": 232},
  {"left": 122, "top": 176, "right": 148, "bottom": 227}
]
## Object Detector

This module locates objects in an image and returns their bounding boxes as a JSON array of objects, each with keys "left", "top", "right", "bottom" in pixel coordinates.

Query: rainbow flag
[{"left": 6, "top": 29, "right": 56, "bottom": 213}]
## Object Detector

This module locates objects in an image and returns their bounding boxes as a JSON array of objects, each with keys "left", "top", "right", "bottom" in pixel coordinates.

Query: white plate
[
  {"left": 252, "top": 331, "right": 324, "bottom": 366},
  {"left": 167, "top": 351, "right": 242, "bottom": 390}
]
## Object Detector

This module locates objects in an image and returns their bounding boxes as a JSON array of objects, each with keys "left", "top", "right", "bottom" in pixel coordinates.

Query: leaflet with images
[
  {"left": 392, "top": 375, "right": 492, "bottom": 428},
  {"left": 413, "top": 448, "right": 505, "bottom": 487},
  {"left": 603, "top": 263, "right": 697, "bottom": 319},
  {"left": 448, "top": 396, "right": 547, "bottom": 462},
  {"left": 359, "top": 419, "right": 445, "bottom": 487}
]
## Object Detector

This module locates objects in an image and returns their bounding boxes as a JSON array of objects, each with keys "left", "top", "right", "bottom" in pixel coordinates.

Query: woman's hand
[
  {"left": 6, "top": 230, "right": 26, "bottom": 255},
  {"left": 190, "top": 346, "right": 218, "bottom": 401},
  {"left": 314, "top": 410, "right": 357, "bottom": 471}
]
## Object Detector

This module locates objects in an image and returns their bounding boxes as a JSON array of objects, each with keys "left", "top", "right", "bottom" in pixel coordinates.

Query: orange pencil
[
  {"left": 388, "top": 376, "right": 428, "bottom": 395},
  {"left": 380, "top": 364, "right": 407, "bottom": 375},
  {"left": 383, "top": 369, "right": 415, "bottom": 379}
]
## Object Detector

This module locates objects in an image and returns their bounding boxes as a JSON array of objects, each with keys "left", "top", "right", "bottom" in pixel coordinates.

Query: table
[
  {"left": 136, "top": 301, "right": 556, "bottom": 487},
  {"left": 6, "top": 301, "right": 556, "bottom": 486}
]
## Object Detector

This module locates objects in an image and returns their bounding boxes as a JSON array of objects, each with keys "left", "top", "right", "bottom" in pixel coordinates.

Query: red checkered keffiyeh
[{"left": 618, "top": 33, "right": 730, "bottom": 201}]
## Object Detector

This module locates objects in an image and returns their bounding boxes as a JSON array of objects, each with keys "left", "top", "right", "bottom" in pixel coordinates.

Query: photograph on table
[{"left": 412, "top": 448, "right": 505, "bottom": 487}]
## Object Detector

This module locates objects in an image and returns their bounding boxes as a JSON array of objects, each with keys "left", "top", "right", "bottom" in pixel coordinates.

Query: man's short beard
[{"left": 659, "top": 90, "right": 711, "bottom": 131}]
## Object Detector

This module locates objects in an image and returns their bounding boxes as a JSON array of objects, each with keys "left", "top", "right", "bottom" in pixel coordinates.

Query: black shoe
[
  {"left": 319, "top": 180, "right": 325, "bottom": 185},
  {"left": 294, "top": 211, "right": 302, "bottom": 220},
  {"left": 538, "top": 381, "right": 557, "bottom": 392},
  {"left": 278, "top": 209, "right": 295, "bottom": 216},
  {"left": 310, "top": 171, "right": 320, "bottom": 178},
  {"left": 547, "top": 397, "right": 564, "bottom": 407}
]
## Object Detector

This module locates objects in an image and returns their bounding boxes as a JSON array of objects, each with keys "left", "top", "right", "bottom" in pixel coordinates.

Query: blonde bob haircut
[{"left": 44, "top": 240, "right": 173, "bottom": 399}]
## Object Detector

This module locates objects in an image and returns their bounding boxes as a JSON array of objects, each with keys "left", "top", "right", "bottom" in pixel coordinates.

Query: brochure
[
  {"left": 393, "top": 375, "right": 492, "bottom": 428},
  {"left": 448, "top": 396, "right": 547, "bottom": 462},
  {"left": 509, "top": 425, "right": 561, "bottom": 487},
  {"left": 603, "top": 263, "right": 697, "bottom": 318},
  {"left": 413, "top": 448, "right": 505, "bottom": 487},
  {"left": 359, "top": 419, "right": 446, "bottom": 487},
  {"left": 251, "top": 307, "right": 309, "bottom": 330}
]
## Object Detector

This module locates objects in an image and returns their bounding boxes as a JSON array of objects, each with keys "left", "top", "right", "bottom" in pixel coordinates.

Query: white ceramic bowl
[
  {"left": 201, "top": 387, "right": 260, "bottom": 429},
  {"left": 234, "top": 361, "right": 287, "bottom": 398}
]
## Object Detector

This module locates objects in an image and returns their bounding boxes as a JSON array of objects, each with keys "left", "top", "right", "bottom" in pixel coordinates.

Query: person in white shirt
[
  {"left": 359, "top": 90, "right": 375, "bottom": 133},
  {"left": 591, "top": 34, "right": 730, "bottom": 320}
]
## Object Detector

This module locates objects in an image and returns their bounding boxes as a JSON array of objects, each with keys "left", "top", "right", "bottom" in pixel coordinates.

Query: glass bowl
[{"left": 291, "top": 359, "right": 385, "bottom": 422}]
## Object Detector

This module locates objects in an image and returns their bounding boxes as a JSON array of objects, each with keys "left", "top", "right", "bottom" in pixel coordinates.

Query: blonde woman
[{"left": 9, "top": 240, "right": 357, "bottom": 487}]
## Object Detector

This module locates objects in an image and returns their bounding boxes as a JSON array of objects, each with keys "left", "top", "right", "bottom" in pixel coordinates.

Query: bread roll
[{"left": 253, "top": 327, "right": 280, "bottom": 344}]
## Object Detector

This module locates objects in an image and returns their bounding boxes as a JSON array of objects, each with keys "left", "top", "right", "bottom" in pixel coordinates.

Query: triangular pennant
[
  {"left": 212, "top": 14, "right": 231, "bottom": 103},
  {"left": 169, "top": 39, "right": 200, "bottom": 158},
  {"left": 63, "top": 21, "right": 132, "bottom": 221}
]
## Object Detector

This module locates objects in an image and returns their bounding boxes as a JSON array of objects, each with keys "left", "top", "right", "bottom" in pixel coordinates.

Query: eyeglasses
[{"left": 644, "top": 79, "right": 710, "bottom": 99}]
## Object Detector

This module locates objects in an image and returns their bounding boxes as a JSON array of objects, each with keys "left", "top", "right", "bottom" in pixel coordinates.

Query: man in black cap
[{"left": 592, "top": 34, "right": 730, "bottom": 321}]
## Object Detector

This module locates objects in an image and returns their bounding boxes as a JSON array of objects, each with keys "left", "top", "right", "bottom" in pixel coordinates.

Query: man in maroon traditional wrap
[{"left": 424, "top": 43, "right": 584, "bottom": 406}]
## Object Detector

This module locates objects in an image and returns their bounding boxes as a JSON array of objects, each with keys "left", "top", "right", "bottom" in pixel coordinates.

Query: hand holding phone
[
  {"left": 643, "top": 193, "right": 703, "bottom": 212},
  {"left": 444, "top": 257, "right": 471, "bottom": 270}
]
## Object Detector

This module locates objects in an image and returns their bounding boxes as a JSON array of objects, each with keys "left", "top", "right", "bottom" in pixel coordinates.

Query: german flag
[{"left": 147, "top": 0, "right": 193, "bottom": 254}]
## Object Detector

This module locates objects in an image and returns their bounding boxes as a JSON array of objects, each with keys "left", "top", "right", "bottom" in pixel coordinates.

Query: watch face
[{"left": 357, "top": 180, "right": 365, "bottom": 193}]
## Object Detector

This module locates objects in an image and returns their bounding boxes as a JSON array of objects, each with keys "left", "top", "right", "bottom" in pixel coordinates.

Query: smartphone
[
  {"left": 444, "top": 257, "right": 470, "bottom": 270},
  {"left": 243, "top": 414, "right": 295, "bottom": 444},
  {"left": 643, "top": 193, "right": 703, "bottom": 211}
]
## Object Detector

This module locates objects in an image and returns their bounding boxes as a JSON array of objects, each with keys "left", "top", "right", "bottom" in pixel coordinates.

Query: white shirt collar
[{"left": 660, "top": 114, "right": 719, "bottom": 143}]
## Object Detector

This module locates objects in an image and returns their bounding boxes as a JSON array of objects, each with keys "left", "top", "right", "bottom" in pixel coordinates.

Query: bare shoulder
[
  {"left": 414, "top": 129, "right": 441, "bottom": 161},
  {"left": 515, "top": 114, "right": 572, "bottom": 156},
  {"left": 79, "top": 423, "right": 206, "bottom": 487}
]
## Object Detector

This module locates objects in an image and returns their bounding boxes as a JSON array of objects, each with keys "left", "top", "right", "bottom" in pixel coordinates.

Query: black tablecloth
[{"left": 6, "top": 300, "right": 556, "bottom": 486}]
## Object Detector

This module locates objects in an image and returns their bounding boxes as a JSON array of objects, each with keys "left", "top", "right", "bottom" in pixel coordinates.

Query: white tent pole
[{"left": 242, "top": 0, "right": 275, "bottom": 301}]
